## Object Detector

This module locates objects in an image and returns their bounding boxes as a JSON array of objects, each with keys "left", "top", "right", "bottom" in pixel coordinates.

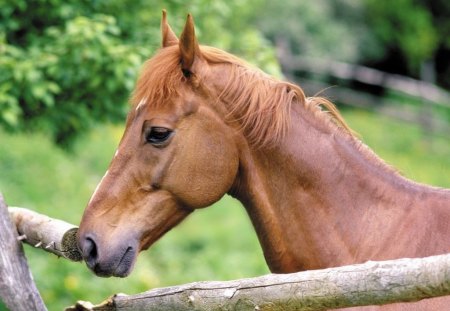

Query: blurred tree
[
  {"left": 363, "top": 0, "right": 438, "bottom": 78},
  {"left": 0, "top": 0, "right": 278, "bottom": 146},
  {"left": 254, "top": 0, "right": 370, "bottom": 63},
  {"left": 362, "top": 0, "right": 450, "bottom": 91},
  {"left": 255, "top": 0, "right": 449, "bottom": 89},
  {"left": 418, "top": 0, "right": 450, "bottom": 88}
]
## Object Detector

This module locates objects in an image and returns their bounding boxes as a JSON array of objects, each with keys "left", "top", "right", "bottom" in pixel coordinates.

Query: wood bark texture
[
  {"left": 0, "top": 194, "right": 47, "bottom": 311},
  {"left": 8, "top": 207, "right": 81, "bottom": 261},
  {"left": 3, "top": 203, "right": 450, "bottom": 311},
  {"left": 66, "top": 253, "right": 450, "bottom": 311}
]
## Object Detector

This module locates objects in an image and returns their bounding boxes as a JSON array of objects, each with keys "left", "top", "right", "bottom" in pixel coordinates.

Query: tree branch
[
  {"left": 67, "top": 253, "right": 450, "bottom": 311},
  {"left": 8, "top": 207, "right": 82, "bottom": 261},
  {"left": 3, "top": 204, "right": 450, "bottom": 310},
  {"left": 0, "top": 194, "right": 47, "bottom": 311}
]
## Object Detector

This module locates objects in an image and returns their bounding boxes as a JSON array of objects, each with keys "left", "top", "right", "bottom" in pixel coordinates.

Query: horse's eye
[{"left": 146, "top": 127, "right": 173, "bottom": 146}]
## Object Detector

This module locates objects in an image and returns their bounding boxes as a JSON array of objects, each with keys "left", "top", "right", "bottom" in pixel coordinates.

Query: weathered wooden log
[
  {"left": 8, "top": 207, "right": 82, "bottom": 261},
  {"left": 0, "top": 194, "right": 47, "bottom": 311},
  {"left": 3, "top": 203, "right": 450, "bottom": 310},
  {"left": 66, "top": 253, "right": 450, "bottom": 311}
]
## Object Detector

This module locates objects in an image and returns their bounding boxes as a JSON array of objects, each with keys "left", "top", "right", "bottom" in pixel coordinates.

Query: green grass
[
  {"left": 341, "top": 108, "right": 450, "bottom": 187},
  {"left": 0, "top": 109, "right": 448, "bottom": 310}
]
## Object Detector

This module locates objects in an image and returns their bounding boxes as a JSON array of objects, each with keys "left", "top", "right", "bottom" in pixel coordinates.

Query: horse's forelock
[{"left": 131, "top": 46, "right": 184, "bottom": 111}]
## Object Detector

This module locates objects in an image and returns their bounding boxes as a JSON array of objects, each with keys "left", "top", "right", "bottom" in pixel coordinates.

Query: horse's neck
[{"left": 231, "top": 104, "right": 450, "bottom": 273}]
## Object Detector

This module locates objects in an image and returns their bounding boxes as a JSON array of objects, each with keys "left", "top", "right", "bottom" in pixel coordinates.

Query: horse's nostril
[{"left": 81, "top": 236, "right": 98, "bottom": 269}]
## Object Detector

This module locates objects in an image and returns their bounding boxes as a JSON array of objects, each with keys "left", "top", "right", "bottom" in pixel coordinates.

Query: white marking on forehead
[
  {"left": 135, "top": 98, "right": 147, "bottom": 112},
  {"left": 88, "top": 170, "right": 110, "bottom": 205}
]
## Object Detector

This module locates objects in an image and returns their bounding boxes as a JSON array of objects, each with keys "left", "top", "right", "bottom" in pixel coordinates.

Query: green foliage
[
  {"left": 424, "top": 0, "right": 450, "bottom": 49},
  {"left": 0, "top": 11, "right": 147, "bottom": 145},
  {"left": 364, "top": 0, "right": 438, "bottom": 71}
]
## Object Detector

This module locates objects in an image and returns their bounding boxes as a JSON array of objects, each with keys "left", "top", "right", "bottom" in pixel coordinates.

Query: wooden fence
[
  {"left": 2, "top": 193, "right": 450, "bottom": 310},
  {"left": 276, "top": 40, "right": 450, "bottom": 135}
]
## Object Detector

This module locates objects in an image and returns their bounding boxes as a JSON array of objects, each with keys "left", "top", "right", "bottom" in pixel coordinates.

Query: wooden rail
[
  {"left": 276, "top": 39, "right": 450, "bottom": 135},
  {"left": 67, "top": 254, "right": 450, "bottom": 311},
  {"left": 2, "top": 196, "right": 450, "bottom": 310},
  {"left": 280, "top": 56, "right": 450, "bottom": 107}
]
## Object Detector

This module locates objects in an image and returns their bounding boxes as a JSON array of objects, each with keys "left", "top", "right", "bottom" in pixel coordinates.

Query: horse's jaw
[{"left": 77, "top": 190, "right": 191, "bottom": 278}]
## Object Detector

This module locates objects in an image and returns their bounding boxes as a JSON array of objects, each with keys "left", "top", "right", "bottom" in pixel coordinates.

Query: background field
[{"left": 0, "top": 108, "right": 448, "bottom": 310}]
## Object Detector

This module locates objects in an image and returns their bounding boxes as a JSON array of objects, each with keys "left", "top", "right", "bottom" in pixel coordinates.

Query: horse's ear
[
  {"left": 179, "top": 14, "right": 201, "bottom": 74},
  {"left": 161, "top": 10, "right": 178, "bottom": 47}
]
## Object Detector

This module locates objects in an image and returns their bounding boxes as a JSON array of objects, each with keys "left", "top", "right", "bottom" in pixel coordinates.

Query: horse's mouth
[
  {"left": 114, "top": 246, "right": 137, "bottom": 277},
  {"left": 90, "top": 246, "right": 137, "bottom": 278}
]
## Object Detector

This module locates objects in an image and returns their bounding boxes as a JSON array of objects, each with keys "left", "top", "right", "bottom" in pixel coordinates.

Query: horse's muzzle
[{"left": 78, "top": 232, "right": 138, "bottom": 278}]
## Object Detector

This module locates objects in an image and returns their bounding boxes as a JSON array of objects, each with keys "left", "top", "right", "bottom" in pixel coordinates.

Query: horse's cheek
[{"left": 166, "top": 131, "right": 238, "bottom": 208}]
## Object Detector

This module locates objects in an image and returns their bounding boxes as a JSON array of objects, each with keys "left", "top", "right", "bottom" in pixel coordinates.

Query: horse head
[{"left": 77, "top": 12, "right": 242, "bottom": 277}]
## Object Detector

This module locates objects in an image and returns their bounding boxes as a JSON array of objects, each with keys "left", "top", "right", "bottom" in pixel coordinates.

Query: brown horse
[{"left": 77, "top": 12, "right": 450, "bottom": 310}]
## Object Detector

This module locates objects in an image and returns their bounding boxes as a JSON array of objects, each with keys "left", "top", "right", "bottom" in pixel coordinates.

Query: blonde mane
[{"left": 132, "top": 45, "right": 355, "bottom": 147}]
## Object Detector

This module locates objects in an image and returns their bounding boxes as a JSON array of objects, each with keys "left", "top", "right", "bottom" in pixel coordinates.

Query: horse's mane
[
  {"left": 132, "top": 45, "right": 355, "bottom": 147},
  {"left": 132, "top": 46, "right": 184, "bottom": 112}
]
